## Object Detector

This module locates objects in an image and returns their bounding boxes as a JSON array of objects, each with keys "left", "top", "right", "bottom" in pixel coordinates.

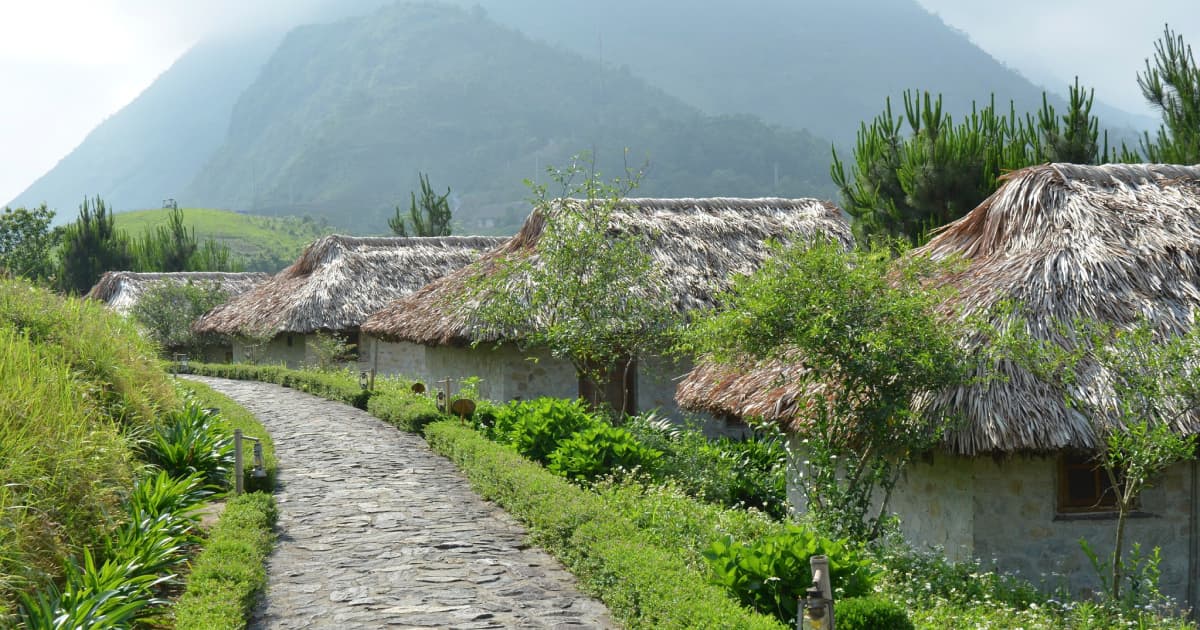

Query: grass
[
  {"left": 113, "top": 207, "right": 340, "bottom": 272},
  {"left": 0, "top": 280, "right": 178, "bottom": 616}
]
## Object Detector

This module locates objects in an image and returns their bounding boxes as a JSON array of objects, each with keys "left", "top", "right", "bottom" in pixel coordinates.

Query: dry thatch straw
[
  {"left": 360, "top": 198, "right": 854, "bottom": 346},
  {"left": 86, "top": 271, "right": 270, "bottom": 315},
  {"left": 677, "top": 163, "right": 1200, "bottom": 455},
  {"left": 192, "top": 235, "right": 503, "bottom": 336}
]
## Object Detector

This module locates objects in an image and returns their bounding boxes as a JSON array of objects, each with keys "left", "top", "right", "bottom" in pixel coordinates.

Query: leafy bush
[
  {"left": 625, "top": 413, "right": 787, "bottom": 518},
  {"left": 835, "top": 596, "right": 914, "bottom": 630},
  {"left": 502, "top": 397, "right": 600, "bottom": 464},
  {"left": 140, "top": 403, "right": 234, "bottom": 487},
  {"left": 703, "top": 524, "right": 875, "bottom": 624},
  {"left": 180, "top": 381, "right": 276, "bottom": 492},
  {"left": 175, "top": 492, "right": 276, "bottom": 630},
  {"left": 547, "top": 424, "right": 661, "bottom": 481},
  {"left": 424, "top": 420, "right": 784, "bottom": 629}
]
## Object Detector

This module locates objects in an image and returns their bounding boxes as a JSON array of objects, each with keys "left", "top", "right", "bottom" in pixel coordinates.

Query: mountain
[
  {"left": 9, "top": 35, "right": 279, "bottom": 218},
  {"left": 182, "top": 2, "right": 834, "bottom": 232},
  {"left": 457, "top": 0, "right": 1155, "bottom": 142}
]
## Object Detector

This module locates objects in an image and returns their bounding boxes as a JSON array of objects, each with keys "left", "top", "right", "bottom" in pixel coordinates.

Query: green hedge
[
  {"left": 423, "top": 420, "right": 784, "bottom": 630},
  {"left": 367, "top": 387, "right": 448, "bottom": 433},
  {"left": 174, "top": 492, "right": 277, "bottom": 630},
  {"left": 184, "top": 362, "right": 371, "bottom": 409}
]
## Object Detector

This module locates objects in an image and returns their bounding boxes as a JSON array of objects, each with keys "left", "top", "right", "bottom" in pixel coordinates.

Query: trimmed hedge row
[
  {"left": 367, "top": 387, "right": 447, "bottom": 433},
  {"left": 174, "top": 492, "right": 277, "bottom": 630},
  {"left": 183, "top": 363, "right": 371, "bottom": 409},
  {"left": 423, "top": 420, "right": 785, "bottom": 630}
]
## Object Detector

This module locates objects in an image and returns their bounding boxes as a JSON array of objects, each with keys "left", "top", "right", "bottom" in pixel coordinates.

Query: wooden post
[
  {"left": 234, "top": 429, "right": 245, "bottom": 495},
  {"left": 437, "top": 377, "right": 454, "bottom": 412}
]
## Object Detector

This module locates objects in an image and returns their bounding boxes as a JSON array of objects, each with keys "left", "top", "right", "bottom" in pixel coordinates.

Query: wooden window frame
[{"left": 1057, "top": 451, "right": 1121, "bottom": 514}]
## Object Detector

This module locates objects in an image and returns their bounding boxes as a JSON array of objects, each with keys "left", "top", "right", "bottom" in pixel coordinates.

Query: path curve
[{"left": 186, "top": 376, "right": 614, "bottom": 629}]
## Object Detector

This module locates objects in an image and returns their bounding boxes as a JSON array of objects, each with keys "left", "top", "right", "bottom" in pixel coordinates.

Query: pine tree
[
  {"left": 56, "top": 196, "right": 133, "bottom": 295},
  {"left": 390, "top": 173, "right": 452, "bottom": 237},
  {"left": 1139, "top": 24, "right": 1200, "bottom": 164}
]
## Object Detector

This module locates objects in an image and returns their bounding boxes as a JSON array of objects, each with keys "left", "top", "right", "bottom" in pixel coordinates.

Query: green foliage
[
  {"left": 625, "top": 414, "right": 788, "bottom": 518},
  {"left": 703, "top": 525, "right": 875, "bottom": 624},
  {"left": 390, "top": 172, "right": 452, "bottom": 237},
  {"left": 547, "top": 424, "right": 661, "bottom": 482},
  {"left": 130, "top": 280, "right": 231, "bottom": 354},
  {"left": 175, "top": 492, "right": 276, "bottom": 630},
  {"left": 685, "top": 241, "right": 970, "bottom": 539},
  {"left": 831, "top": 81, "right": 1131, "bottom": 244},
  {"left": 834, "top": 596, "right": 914, "bottom": 630},
  {"left": 1139, "top": 25, "right": 1200, "bottom": 164},
  {"left": 470, "top": 155, "right": 678, "bottom": 409},
  {"left": 113, "top": 208, "right": 334, "bottom": 273},
  {"left": 500, "top": 397, "right": 602, "bottom": 464},
  {"left": 304, "top": 331, "right": 357, "bottom": 371},
  {"left": 130, "top": 206, "right": 242, "bottom": 272},
  {"left": 17, "top": 469, "right": 211, "bottom": 628},
  {"left": 179, "top": 380, "right": 276, "bottom": 492},
  {"left": 139, "top": 404, "right": 234, "bottom": 488},
  {"left": 0, "top": 204, "right": 59, "bottom": 283},
  {"left": 367, "top": 386, "right": 448, "bottom": 434},
  {"left": 185, "top": 362, "right": 372, "bottom": 409},
  {"left": 999, "top": 315, "right": 1200, "bottom": 602},
  {"left": 56, "top": 196, "right": 134, "bottom": 295},
  {"left": 423, "top": 420, "right": 784, "bottom": 629}
]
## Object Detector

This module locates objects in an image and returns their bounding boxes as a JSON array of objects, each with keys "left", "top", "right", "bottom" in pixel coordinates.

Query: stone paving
[{"left": 186, "top": 376, "right": 614, "bottom": 629}]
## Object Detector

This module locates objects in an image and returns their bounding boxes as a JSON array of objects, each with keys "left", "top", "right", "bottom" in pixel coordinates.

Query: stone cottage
[
  {"left": 676, "top": 163, "right": 1200, "bottom": 607},
  {"left": 192, "top": 235, "right": 501, "bottom": 368},
  {"left": 360, "top": 197, "right": 853, "bottom": 423}
]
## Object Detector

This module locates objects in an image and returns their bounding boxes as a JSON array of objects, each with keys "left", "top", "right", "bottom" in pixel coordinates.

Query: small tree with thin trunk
[
  {"left": 1000, "top": 315, "right": 1200, "bottom": 603},
  {"left": 467, "top": 154, "right": 676, "bottom": 415},
  {"left": 390, "top": 173, "right": 452, "bottom": 237}
]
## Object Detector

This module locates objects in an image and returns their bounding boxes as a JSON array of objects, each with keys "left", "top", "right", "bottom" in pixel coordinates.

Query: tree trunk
[{"left": 1112, "top": 503, "right": 1128, "bottom": 600}]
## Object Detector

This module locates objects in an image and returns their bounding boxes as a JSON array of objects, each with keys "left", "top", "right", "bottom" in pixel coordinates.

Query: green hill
[
  {"left": 182, "top": 2, "right": 835, "bottom": 233},
  {"left": 113, "top": 208, "right": 336, "bottom": 273}
]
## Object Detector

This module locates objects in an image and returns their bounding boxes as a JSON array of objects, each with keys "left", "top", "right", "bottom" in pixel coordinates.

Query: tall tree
[
  {"left": 832, "top": 81, "right": 1128, "bottom": 244},
  {"left": 390, "top": 173, "right": 453, "bottom": 237},
  {"left": 0, "top": 204, "right": 59, "bottom": 283},
  {"left": 1139, "top": 24, "right": 1200, "bottom": 164},
  {"left": 56, "top": 196, "right": 133, "bottom": 295}
]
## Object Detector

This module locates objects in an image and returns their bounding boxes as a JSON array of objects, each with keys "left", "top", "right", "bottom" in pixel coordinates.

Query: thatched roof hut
[
  {"left": 192, "top": 235, "right": 503, "bottom": 336},
  {"left": 677, "top": 163, "right": 1200, "bottom": 455},
  {"left": 360, "top": 198, "right": 854, "bottom": 345},
  {"left": 87, "top": 271, "right": 270, "bottom": 315}
]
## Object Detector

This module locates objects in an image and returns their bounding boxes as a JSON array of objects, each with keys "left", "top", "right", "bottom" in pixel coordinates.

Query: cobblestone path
[{"left": 186, "top": 376, "right": 614, "bottom": 629}]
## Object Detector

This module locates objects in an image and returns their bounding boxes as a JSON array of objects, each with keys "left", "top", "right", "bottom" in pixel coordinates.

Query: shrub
[
  {"left": 835, "top": 596, "right": 914, "bottom": 630},
  {"left": 547, "top": 424, "right": 661, "bottom": 481},
  {"left": 502, "top": 397, "right": 600, "bottom": 464},
  {"left": 423, "top": 420, "right": 784, "bottom": 629},
  {"left": 140, "top": 403, "right": 234, "bottom": 488},
  {"left": 179, "top": 381, "right": 276, "bottom": 492},
  {"left": 368, "top": 388, "right": 447, "bottom": 433},
  {"left": 703, "top": 524, "right": 875, "bottom": 624},
  {"left": 186, "top": 362, "right": 371, "bottom": 409},
  {"left": 175, "top": 492, "right": 276, "bottom": 630}
]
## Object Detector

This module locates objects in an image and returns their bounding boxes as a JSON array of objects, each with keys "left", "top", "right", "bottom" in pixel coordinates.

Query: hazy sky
[{"left": 2, "top": 1, "right": 1198, "bottom": 206}]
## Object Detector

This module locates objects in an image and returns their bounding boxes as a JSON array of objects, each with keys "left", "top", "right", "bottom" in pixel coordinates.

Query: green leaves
[
  {"left": 1138, "top": 25, "right": 1200, "bottom": 164},
  {"left": 547, "top": 424, "right": 661, "bottom": 482},
  {"left": 686, "top": 241, "right": 969, "bottom": 538},
  {"left": 702, "top": 525, "right": 875, "bottom": 624}
]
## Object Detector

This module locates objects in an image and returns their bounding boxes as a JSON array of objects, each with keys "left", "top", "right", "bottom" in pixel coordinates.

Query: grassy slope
[{"left": 114, "top": 208, "right": 341, "bottom": 272}]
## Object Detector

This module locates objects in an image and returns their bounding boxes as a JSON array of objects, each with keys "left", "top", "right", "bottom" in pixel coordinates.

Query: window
[{"left": 1057, "top": 452, "right": 1119, "bottom": 513}]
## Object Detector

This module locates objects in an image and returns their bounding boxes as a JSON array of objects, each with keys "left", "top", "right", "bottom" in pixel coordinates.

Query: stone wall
[
  {"left": 369, "top": 339, "right": 577, "bottom": 402},
  {"left": 786, "top": 444, "right": 1198, "bottom": 608},
  {"left": 232, "top": 333, "right": 308, "bottom": 368}
]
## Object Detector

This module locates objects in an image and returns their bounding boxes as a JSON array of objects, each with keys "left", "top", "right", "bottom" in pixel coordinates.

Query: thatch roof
[
  {"left": 360, "top": 198, "right": 854, "bottom": 345},
  {"left": 677, "top": 163, "right": 1200, "bottom": 455},
  {"left": 192, "top": 235, "right": 503, "bottom": 336},
  {"left": 86, "top": 271, "right": 270, "bottom": 315}
]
